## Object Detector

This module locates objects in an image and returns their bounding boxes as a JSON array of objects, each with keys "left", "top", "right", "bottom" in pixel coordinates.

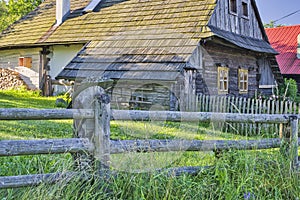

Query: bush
[{"left": 278, "top": 78, "right": 298, "bottom": 101}]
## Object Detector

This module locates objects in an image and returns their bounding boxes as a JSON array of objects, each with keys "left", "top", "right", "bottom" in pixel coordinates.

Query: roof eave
[{"left": 0, "top": 40, "right": 88, "bottom": 50}]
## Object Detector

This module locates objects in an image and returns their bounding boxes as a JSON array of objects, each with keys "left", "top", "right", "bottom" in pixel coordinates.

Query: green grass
[{"left": 0, "top": 89, "right": 300, "bottom": 199}]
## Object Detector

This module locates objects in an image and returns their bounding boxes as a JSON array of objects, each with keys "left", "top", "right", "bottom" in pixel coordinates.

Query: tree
[
  {"left": 0, "top": 0, "right": 43, "bottom": 32},
  {"left": 264, "top": 20, "right": 284, "bottom": 28},
  {"left": 279, "top": 78, "right": 298, "bottom": 101}
]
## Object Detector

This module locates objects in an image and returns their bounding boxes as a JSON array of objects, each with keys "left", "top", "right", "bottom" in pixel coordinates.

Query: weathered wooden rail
[
  {"left": 0, "top": 86, "right": 299, "bottom": 189},
  {"left": 186, "top": 93, "right": 300, "bottom": 135}
]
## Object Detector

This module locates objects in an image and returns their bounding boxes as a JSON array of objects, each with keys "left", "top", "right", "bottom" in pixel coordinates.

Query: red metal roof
[{"left": 266, "top": 25, "right": 300, "bottom": 74}]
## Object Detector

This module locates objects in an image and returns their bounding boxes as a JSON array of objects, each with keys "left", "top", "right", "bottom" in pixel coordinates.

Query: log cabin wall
[
  {"left": 195, "top": 41, "right": 259, "bottom": 97},
  {"left": 107, "top": 80, "right": 180, "bottom": 111}
]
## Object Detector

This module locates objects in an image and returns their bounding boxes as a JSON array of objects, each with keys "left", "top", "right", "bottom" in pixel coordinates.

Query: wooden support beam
[
  {"left": 0, "top": 109, "right": 94, "bottom": 120},
  {"left": 0, "top": 138, "right": 93, "bottom": 156}
]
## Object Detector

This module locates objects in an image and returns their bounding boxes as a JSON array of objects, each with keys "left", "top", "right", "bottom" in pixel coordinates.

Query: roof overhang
[
  {"left": 208, "top": 26, "right": 278, "bottom": 55},
  {"left": 0, "top": 40, "right": 88, "bottom": 50}
]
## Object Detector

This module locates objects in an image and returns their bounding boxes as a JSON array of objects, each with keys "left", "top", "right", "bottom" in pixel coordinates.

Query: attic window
[
  {"left": 242, "top": 1, "right": 249, "bottom": 18},
  {"left": 229, "top": 0, "right": 237, "bottom": 15},
  {"left": 18, "top": 57, "right": 32, "bottom": 68}
]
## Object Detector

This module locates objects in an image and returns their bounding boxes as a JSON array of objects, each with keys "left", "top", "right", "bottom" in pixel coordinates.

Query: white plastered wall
[{"left": 48, "top": 44, "right": 84, "bottom": 94}]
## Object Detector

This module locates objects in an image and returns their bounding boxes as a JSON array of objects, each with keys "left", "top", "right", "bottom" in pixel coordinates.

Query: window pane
[
  {"left": 230, "top": 0, "right": 237, "bottom": 13},
  {"left": 242, "top": 2, "right": 248, "bottom": 17}
]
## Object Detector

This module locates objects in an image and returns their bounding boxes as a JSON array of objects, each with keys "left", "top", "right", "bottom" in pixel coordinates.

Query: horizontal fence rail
[
  {"left": 0, "top": 108, "right": 94, "bottom": 120},
  {"left": 186, "top": 94, "right": 300, "bottom": 135},
  {"left": 0, "top": 108, "right": 293, "bottom": 124},
  {"left": 110, "top": 138, "right": 298, "bottom": 154},
  {"left": 0, "top": 172, "right": 79, "bottom": 189},
  {"left": 0, "top": 138, "right": 93, "bottom": 157},
  {"left": 111, "top": 110, "right": 291, "bottom": 124}
]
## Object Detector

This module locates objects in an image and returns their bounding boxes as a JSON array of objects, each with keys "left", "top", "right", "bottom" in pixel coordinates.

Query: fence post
[
  {"left": 289, "top": 116, "right": 299, "bottom": 171},
  {"left": 94, "top": 93, "right": 111, "bottom": 176},
  {"left": 73, "top": 86, "right": 110, "bottom": 177}
]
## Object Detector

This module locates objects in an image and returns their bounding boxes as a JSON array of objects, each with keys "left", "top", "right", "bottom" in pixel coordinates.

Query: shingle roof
[
  {"left": 0, "top": 0, "right": 277, "bottom": 81},
  {"left": 0, "top": 0, "right": 90, "bottom": 48},
  {"left": 266, "top": 25, "right": 300, "bottom": 74},
  {"left": 55, "top": 0, "right": 217, "bottom": 80}
]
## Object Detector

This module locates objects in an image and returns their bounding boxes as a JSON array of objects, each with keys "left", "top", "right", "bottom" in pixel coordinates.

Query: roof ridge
[{"left": 37, "top": 25, "right": 58, "bottom": 43}]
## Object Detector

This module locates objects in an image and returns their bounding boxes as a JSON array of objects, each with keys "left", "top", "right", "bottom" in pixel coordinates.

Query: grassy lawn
[{"left": 0, "top": 88, "right": 299, "bottom": 199}]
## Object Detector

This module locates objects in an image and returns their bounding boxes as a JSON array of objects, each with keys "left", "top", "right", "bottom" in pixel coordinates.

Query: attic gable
[{"left": 208, "top": 0, "right": 276, "bottom": 54}]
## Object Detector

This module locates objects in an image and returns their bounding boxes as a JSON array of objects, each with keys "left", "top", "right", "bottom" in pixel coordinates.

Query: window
[
  {"left": 229, "top": 0, "right": 237, "bottom": 14},
  {"left": 218, "top": 67, "right": 229, "bottom": 94},
  {"left": 242, "top": 1, "right": 249, "bottom": 18},
  {"left": 239, "top": 69, "right": 248, "bottom": 93},
  {"left": 18, "top": 57, "right": 32, "bottom": 68}
]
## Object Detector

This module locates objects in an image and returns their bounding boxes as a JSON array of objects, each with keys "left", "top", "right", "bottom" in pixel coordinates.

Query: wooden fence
[
  {"left": 0, "top": 86, "right": 299, "bottom": 189},
  {"left": 186, "top": 94, "right": 300, "bottom": 135}
]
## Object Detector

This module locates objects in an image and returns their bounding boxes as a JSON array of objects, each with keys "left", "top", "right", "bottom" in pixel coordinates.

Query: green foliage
[
  {"left": 279, "top": 78, "right": 298, "bottom": 101},
  {"left": 0, "top": 0, "right": 43, "bottom": 32},
  {"left": 264, "top": 20, "right": 285, "bottom": 28}
]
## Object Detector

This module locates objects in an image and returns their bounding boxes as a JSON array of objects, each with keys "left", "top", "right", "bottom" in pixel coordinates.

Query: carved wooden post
[
  {"left": 289, "top": 116, "right": 298, "bottom": 171},
  {"left": 73, "top": 86, "right": 111, "bottom": 176}
]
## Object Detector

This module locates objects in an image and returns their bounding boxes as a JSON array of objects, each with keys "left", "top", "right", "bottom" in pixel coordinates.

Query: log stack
[{"left": 0, "top": 68, "right": 28, "bottom": 90}]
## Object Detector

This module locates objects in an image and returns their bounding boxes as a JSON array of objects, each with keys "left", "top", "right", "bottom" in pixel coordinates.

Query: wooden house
[
  {"left": 266, "top": 25, "right": 300, "bottom": 92},
  {"left": 0, "top": 0, "right": 282, "bottom": 109}
]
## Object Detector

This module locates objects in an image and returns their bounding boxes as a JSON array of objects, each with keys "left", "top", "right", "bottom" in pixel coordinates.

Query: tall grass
[{"left": 0, "top": 89, "right": 299, "bottom": 199}]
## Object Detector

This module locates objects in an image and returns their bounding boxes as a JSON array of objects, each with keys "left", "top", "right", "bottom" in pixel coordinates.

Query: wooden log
[
  {"left": 0, "top": 172, "right": 79, "bottom": 189},
  {"left": 111, "top": 110, "right": 290, "bottom": 124},
  {"left": 73, "top": 86, "right": 111, "bottom": 174},
  {"left": 94, "top": 93, "right": 111, "bottom": 172},
  {"left": 0, "top": 108, "right": 94, "bottom": 120},
  {"left": 110, "top": 138, "right": 288, "bottom": 154},
  {"left": 0, "top": 138, "right": 93, "bottom": 156}
]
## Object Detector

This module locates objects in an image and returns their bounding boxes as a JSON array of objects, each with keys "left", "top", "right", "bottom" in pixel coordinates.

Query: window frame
[
  {"left": 218, "top": 66, "right": 229, "bottom": 94},
  {"left": 241, "top": 0, "right": 249, "bottom": 19},
  {"left": 238, "top": 68, "right": 248, "bottom": 94},
  {"left": 18, "top": 57, "right": 32, "bottom": 68},
  {"left": 229, "top": 0, "right": 238, "bottom": 15}
]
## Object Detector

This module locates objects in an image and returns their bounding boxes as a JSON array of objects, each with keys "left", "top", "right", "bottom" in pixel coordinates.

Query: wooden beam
[
  {"left": 0, "top": 109, "right": 94, "bottom": 120},
  {"left": 111, "top": 110, "right": 290, "bottom": 124},
  {"left": 110, "top": 138, "right": 290, "bottom": 154},
  {"left": 0, "top": 172, "right": 79, "bottom": 189},
  {"left": 0, "top": 138, "right": 93, "bottom": 156}
]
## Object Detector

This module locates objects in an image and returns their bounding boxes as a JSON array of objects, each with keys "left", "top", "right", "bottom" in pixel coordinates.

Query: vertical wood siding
[{"left": 209, "top": 0, "right": 263, "bottom": 40}]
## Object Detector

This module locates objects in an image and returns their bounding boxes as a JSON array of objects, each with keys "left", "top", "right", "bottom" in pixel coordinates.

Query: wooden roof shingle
[{"left": 54, "top": 0, "right": 217, "bottom": 80}]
